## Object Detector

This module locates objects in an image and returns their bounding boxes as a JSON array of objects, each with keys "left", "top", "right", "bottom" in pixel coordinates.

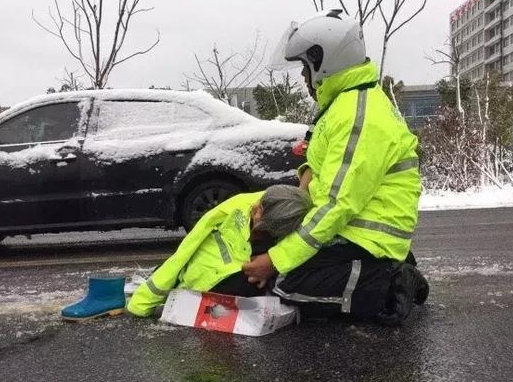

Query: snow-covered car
[{"left": 0, "top": 89, "right": 306, "bottom": 241}]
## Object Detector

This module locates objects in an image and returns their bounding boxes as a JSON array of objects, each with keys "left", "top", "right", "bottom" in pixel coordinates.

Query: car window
[
  {"left": 0, "top": 102, "right": 80, "bottom": 145},
  {"left": 95, "top": 101, "right": 211, "bottom": 137}
]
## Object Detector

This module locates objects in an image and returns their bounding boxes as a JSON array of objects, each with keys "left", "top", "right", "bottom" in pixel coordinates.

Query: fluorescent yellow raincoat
[
  {"left": 269, "top": 61, "right": 421, "bottom": 273},
  {"left": 127, "top": 192, "right": 263, "bottom": 317}
]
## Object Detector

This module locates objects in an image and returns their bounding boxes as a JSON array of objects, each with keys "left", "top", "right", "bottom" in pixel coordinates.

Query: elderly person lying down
[{"left": 127, "top": 185, "right": 312, "bottom": 317}]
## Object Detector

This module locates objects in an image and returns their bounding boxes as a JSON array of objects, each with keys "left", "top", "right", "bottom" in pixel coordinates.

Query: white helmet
[{"left": 272, "top": 10, "right": 366, "bottom": 89}]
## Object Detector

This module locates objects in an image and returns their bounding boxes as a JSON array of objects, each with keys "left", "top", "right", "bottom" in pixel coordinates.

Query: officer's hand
[
  {"left": 299, "top": 167, "right": 312, "bottom": 191},
  {"left": 242, "top": 253, "right": 275, "bottom": 288}
]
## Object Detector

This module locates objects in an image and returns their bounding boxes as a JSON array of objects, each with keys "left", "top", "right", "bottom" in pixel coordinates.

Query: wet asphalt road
[{"left": 1, "top": 208, "right": 513, "bottom": 382}]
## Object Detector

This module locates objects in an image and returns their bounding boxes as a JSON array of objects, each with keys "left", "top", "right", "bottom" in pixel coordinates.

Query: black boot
[
  {"left": 414, "top": 269, "right": 429, "bottom": 305},
  {"left": 376, "top": 263, "right": 428, "bottom": 326}
]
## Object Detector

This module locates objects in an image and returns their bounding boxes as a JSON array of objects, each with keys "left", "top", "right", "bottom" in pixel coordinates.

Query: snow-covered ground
[{"left": 420, "top": 184, "right": 513, "bottom": 211}]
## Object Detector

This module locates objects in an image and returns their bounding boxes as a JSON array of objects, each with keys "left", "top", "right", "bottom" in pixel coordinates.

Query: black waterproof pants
[{"left": 273, "top": 240, "right": 425, "bottom": 325}]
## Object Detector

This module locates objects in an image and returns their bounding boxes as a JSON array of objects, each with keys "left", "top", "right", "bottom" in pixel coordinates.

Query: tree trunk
[{"left": 379, "top": 37, "right": 388, "bottom": 83}]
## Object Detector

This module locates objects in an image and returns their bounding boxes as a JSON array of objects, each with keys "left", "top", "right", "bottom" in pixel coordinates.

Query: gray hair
[{"left": 253, "top": 184, "right": 313, "bottom": 240}]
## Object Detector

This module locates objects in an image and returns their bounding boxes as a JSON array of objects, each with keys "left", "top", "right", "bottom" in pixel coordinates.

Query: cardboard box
[{"left": 160, "top": 289, "right": 298, "bottom": 337}]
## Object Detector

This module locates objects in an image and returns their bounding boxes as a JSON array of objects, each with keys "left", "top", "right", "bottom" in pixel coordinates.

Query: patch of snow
[
  {"left": 420, "top": 185, "right": 513, "bottom": 211},
  {"left": 423, "top": 262, "right": 513, "bottom": 277},
  {"left": 2, "top": 228, "right": 185, "bottom": 245},
  {"left": 0, "top": 289, "right": 83, "bottom": 315}
]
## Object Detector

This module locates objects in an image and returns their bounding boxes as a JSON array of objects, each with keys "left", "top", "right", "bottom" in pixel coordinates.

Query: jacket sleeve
[
  {"left": 127, "top": 198, "right": 232, "bottom": 317},
  {"left": 269, "top": 91, "right": 397, "bottom": 273}
]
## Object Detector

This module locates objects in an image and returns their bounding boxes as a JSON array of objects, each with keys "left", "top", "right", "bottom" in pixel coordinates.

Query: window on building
[
  {"left": 489, "top": 59, "right": 501, "bottom": 70},
  {"left": 415, "top": 99, "right": 439, "bottom": 117},
  {"left": 492, "top": 42, "right": 501, "bottom": 55},
  {"left": 489, "top": 24, "right": 501, "bottom": 39},
  {"left": 494, "top": 7, "right": 501, "bottom": 20}
]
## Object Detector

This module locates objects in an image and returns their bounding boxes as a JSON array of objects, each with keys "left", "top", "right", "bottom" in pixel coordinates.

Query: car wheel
[{"left": 181, "top": 180, "right": 243, "bottom": 231}]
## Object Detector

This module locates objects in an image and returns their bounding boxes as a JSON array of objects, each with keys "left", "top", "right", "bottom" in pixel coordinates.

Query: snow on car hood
[{"left": 186, "top": 119, "right": 307, "bottom": 180}]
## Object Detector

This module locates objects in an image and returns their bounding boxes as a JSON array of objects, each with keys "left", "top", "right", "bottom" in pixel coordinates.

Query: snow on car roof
[
  {"left": 0, "top": 89, "right": 254, "bottom": 124},
  {"left": 0, "top": 89, "right": 308, "bottom": 175}
]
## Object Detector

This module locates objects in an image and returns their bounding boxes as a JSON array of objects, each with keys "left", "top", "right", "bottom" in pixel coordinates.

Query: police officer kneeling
[{"left": 242, "top": 10, "right": 429, "bottom": 326}]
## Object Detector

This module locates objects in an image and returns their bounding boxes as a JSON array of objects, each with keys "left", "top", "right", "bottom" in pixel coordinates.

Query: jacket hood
[{"left": 316, "top": 60, "right": 379, "bottom": 110}]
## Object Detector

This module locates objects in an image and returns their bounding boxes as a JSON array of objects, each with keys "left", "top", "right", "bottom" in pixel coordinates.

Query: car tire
[{"left": 180, "top": 179, "right": 243, "bottom": 231}]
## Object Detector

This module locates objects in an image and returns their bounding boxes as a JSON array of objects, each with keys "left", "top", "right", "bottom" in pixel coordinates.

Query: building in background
[
  {"left": 399, "top": 85, "right": 441, "bottom": 130},
  {"left": 204, "top": 87, "right": 261, "bottom": 119},
  {"left": 451, "top": 0, "right": 513, "bottom": 81},
  {"left": 209, "top": 85, "right": 440, "bottom": 130}
]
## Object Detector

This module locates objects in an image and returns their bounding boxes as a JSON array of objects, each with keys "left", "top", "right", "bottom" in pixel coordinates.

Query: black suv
[{"left": 0, "top": 89, "right": 305, "bottom": 241}]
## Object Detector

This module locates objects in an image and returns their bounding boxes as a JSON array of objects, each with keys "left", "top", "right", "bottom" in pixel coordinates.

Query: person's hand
[
  {"left": 242, "top": 253, "right": 275, "bottom": 288},
  {"left": 299, "top": 167, "right": 312, "bottom": 191}
]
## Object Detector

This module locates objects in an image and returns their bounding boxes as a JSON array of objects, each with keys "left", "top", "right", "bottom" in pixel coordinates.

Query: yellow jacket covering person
[{"left": 127, "top": 192, "right": 263, "bottom": 317}]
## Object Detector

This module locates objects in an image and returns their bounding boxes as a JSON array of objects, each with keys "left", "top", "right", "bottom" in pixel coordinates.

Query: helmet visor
[{"left": 269, "top": 21, "right": 304, "bottom": 71}]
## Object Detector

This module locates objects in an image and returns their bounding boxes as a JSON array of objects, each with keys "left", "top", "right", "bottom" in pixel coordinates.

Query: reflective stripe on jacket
[
  {"left": 127, "top": 192, "right": 263, "bottom": 317},
  {"left": 268, "top": 60, "right": 421, "bottom": 274}
]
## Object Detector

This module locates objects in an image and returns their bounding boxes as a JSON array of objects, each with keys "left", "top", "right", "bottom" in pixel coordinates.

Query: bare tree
[
  {"left": 33, "top": 0, "right": 160, "bottom": 89},
  {"left": 60, "top": 68, "right": 87, "bottom": 91},
  {"left": 253, "top": 69, "right": 313, "bottom": 122},
  {"left": 47, "top": 68, "right": 87, "bottom": 93},
  {"left": 421, "top": 71, "right": 513, "bottom": 191},
  {"left": 378, "top": 0, "right": 427, "bottom": 82},
  {"left": 426, "top": 39, "right": 464, "bottom": 119},
  {"left": 311, "top": 0, "right": 382, "bottom": 28},
  {"left": 382, "top": 75, "right": 403, "bottom": 110},
  {"left": 185, "top": 33, "right": 267, "bottom": 104},
  {"left": 312, "top": 1, "right": 347, "bottom": 14}
]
